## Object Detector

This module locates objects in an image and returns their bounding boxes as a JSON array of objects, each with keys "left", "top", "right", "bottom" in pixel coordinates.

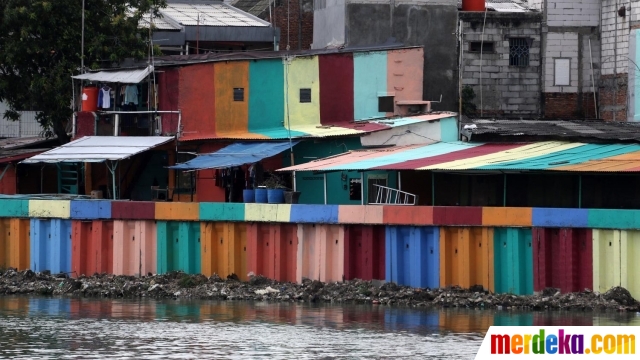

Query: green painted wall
[{"left": 284, "top": 138, "right": 397, "bottom": 205}]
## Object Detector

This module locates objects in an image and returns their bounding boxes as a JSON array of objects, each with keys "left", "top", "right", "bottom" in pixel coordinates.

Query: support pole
[
  {"left": 360, "top": 172, "right": 364, "bottom": 205},
  {"left": 578, "top": 174, "right": 582, "bottom": 208},
  {"left": 107, "top": 161, "right": 119, "bottom": 200},
  {"left": 503, "top": 173, "right": 507, "bottom": 207},
  {"left": 431, "top": 172, "right": 435, "bottom": 206},
  {"left": 323, "top": 173, "right": 327, "bottom": 205}
]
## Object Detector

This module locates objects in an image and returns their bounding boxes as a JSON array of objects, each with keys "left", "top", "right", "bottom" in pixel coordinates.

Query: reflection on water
[{"left": 0, "top": 297, "right": 633, "bottom": 359}]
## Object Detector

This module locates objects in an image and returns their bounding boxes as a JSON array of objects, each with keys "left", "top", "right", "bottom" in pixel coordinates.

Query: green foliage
[
  {"left": 0, "top": 0, "right": 166, "bottom": 142},
  {"left": 461, "top": 86, "right": 478, "bottom": 117}
]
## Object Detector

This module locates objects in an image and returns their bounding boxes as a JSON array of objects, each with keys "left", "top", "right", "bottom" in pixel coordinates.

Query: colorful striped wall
[
  {"left": 171, "top": 47, "right": 424, "bottom": 141},
  {"left": 6, "top": 199, "right": 640, "bottom": 297}
]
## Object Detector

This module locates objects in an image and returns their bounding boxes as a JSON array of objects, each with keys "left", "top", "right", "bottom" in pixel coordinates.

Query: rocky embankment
[{"left": 0, "top": 268, "right": 638, "bottom": 311}]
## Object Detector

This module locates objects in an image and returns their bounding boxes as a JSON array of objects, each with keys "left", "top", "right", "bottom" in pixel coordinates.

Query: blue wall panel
[
  {"left": 353, "top": 51, "right": 387, "bottom": 120},
  {"left": 70, "top": 200, "right": 112, "bottom": 219},
  {"left": 385, "top": 226, "right": 439, "bottom": 288},
  {"left": 290, "top": 205, "right": 339, "bottom": 223},
  {"left": 532, "top": 208, "right": 588, "bottom": 228},
  {"left": 30, "top": 219, "right": 71, "bottom": 274}
]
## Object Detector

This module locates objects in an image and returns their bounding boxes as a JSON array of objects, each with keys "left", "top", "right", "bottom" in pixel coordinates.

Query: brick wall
[
  {"left": 461, "top": 12, "right": 542, "bottom": 118},
  {"left": 544, "top": 93, "right": 598, "bottom": 119},
  {"left": 268, "top": 0, "right": 314, "bottom": 50},
  {"left": 599, "top": 73, "right": 628, "bottom": 121}
]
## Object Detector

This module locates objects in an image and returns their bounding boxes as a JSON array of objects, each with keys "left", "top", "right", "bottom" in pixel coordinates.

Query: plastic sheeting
[{"left": 169, "top": 141, "right": 298, "bottom": 170}]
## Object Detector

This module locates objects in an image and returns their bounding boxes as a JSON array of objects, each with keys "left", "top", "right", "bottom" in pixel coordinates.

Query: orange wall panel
[
  {"left": 483, "top": 207, "right": 532, "bottom": 226},
  {"left": 201, "top": 222, "right": 248, "bottom": 280},
  {"left": 439, "top": 227, "right": 494, "bottom": 292},
  {"left": 387, "top": 48, "right": 424, "bottom": 115},
  {"left": 72, "top": 221, "right": 113, "bottom": 277},
  {"left": 214, "top": 61, "right": 250, "bottom": 135}
]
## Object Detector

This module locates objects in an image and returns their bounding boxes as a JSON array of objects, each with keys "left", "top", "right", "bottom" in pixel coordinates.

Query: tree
[{"left": 0, "top": 0, "right": 165, "bottom": 143}]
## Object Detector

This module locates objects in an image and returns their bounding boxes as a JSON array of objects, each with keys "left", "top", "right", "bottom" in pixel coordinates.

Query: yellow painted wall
[
  {"left": 214, "top": 61, "right": 250, "bottom": 135},
  {"left": 592, "top": 229, "right": 620, "bottom": 293},
  {"left": 29, "top": 200, "right": 70, "bottom": 218},
  {"left": 621, "top": 230, "right": 640, "bottom": 300},
  {"left": 285, "top": 56, "right": 320, "bottom": 127}
]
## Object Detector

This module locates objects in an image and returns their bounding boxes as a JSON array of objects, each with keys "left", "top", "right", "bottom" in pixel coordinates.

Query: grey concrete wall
[
  {"left": 345, "top": 3, "right": 459, "bottom": 111},
  {"left": 461, "top": 13, "right": 542, "bottom": 117},
  {"left": 312, "top": 0, "right": 346, "bottom": 48}
]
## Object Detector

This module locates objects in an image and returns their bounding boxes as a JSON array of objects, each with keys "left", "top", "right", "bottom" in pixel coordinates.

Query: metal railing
[{"left": 369, "top": 184, "right": 417, "bottom": 205}]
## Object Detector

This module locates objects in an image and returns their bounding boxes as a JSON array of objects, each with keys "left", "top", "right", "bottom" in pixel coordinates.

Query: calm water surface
[{"left": 0, "top": 297, "right": 638, "bottom": 359}]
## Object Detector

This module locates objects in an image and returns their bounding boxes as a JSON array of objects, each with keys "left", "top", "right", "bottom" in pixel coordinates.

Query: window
[
  {"left": 233, "top": 88, "right": 244, "bottom": 101},
  {"left": 349, "top": 178, "right": 362, "bottom": 201},
  {"left": 176, "top": 153, "right": 196, "bottom": 194},
  {"left": 299, "top": 88, "right": 311, "bottom": 103},
  {"left": 469, "top": 41, "right": 494, "bottom": 53},
  {"left": 509, "top": 38, "right": 530, "bottom": 67},
  {"left": 378, "top": 96, "right": 394, "bottom": 112},
  {"left": 554, "top": 58, "right": 571, "bottom": 86}
]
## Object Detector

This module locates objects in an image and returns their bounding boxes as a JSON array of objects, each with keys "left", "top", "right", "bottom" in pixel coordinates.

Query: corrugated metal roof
[
  {"left": 178, "top": 113, "right": 457, "bottom": 141},
  {"left": 72, "top": 66, "right": 153, "bottom": 84},
  {"left": 158, "top": 2, "right": 269, "bottom": 27},
  {"left": 22, "top": 136, "right": 174, "bottom": 163},
  {"left": 170, "top": 141, "right": 298, "bottom": 170},
  {"left": 277, "top": 141, "right": 640, "bottom": 173}
]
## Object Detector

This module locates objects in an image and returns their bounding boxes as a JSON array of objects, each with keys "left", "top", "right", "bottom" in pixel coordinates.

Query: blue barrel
[
  {"left": 267, "top": 189, "right": 284, "bottom": 204},
  {"left": 243, "top": 189, "right": 255, "bottom": 203},
  {"left": 255, "top": 188, "right": 268, "bottom": 203}
]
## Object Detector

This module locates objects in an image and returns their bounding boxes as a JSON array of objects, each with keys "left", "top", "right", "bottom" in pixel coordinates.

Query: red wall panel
[
  {"left": 246, "top": 223, "right": 298, "bottom": 282},
  {"left": 0, "top": 166, "right": 16, "bottom": 195},
  {"left": 111, "top": 201, "right": 155, "bottom": 220},
  {"left": 433, "top": 207, "right": 483, "bottom": 226},
  {"left": 533, "top": 228, "right": 592, "bottom": 293},
  {"left": 75, "top": 111, "right": 96, "bottom": 138},
  {"left": 158, "top": 69, "right": 180, "bottom": 135},
  {"left": 319, "top": 53, "right": 354, "bottom": 126},
  {"left": 178, "top": 64, "right": 216, "bottom": 137},
  {"left": 344, "top": 225, "right": 385, "bottom": 281},
  {"left": 72, "top": 221, "right": 114, "bottom": 277}
]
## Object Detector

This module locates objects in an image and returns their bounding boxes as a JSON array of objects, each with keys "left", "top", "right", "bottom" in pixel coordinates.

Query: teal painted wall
[
  {"left": 283, "top": 138, "right": 398, "bottom": 205},
  {"left": 248, "top": 59, "right": 286, "bottom": 133},
  {"left": 285, "top": 138, "right": 363, "bottom": 204},
  {"left": 354, "top": 52, "right": 387, "bottom": 120},
  {"left": 440, "top": 117, "right": 459, "bottom": 142}
]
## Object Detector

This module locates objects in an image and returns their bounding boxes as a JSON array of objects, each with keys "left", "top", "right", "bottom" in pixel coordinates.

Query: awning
[
  {"left": 72, "top": 66, "right": 153, "bottom": 84},
  {"left": 169, "top": 141, "right": 298, "bottom": 170},
  {"left": 277, "top": 141, "right": 640, "bottom": 173},
  {"left": 21, "top": 136, "right": 174, "bottom": 163}
]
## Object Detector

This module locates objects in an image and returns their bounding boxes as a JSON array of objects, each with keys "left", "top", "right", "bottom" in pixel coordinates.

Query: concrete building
[
  {"left": 312, "top": 0, "right": 459, "bottom": 112},
  {"left": 527, "top": 0, "right": 600, "bottom": 119},
  {"left": 230, "top": 0, "right": 314, "bottom": 50},
  {"left": 143, "top": 0, "right": 280, "bottom": 54},
  {"left": 460, "top": 9, "right": 542, "bottom": 118}
]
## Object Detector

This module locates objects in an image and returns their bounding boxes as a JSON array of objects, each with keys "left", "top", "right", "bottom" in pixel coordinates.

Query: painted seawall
[{"left": 5, "top": 199, "right": 640, "bottom": 298}]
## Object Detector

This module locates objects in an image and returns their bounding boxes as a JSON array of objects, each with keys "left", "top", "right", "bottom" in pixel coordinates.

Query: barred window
[
  {"left": 509, "top": 38, "right": 530, "bottom": 67},
  {"left": 300, "top": 88, "right": 311, "bottom": 103},
  {"left": 233, "top": 88, "right": 244, "bottom": 101}
]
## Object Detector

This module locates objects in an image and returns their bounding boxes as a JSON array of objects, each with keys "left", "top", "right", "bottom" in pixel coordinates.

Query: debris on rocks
[{"left": 0, "top": 268, "right": 638, "bottom": 312}]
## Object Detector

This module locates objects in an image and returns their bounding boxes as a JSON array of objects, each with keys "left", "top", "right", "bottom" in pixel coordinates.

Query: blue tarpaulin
[{"left": 169, "top": 141, "right": 299, "bottom": 170}]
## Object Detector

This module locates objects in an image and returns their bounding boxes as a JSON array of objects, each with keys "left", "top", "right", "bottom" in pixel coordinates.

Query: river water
[{"left": 0, "top": 297, "right": 638, "bottom": 359}]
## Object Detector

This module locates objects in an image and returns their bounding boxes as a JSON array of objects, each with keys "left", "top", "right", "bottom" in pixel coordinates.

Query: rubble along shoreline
[{"left": 0, "top": 268, "right": 638, "bottom": 312}]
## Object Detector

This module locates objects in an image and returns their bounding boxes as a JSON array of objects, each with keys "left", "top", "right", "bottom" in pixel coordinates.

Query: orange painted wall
[
  {"left": 214, "top": 61, "right": 249, "bottom": 135},
  {"left": 387, "top": 48, "right": 424, "bottom": 115},
  {"left": 179, "top": 63, "right": 216, "bottom": 137}
]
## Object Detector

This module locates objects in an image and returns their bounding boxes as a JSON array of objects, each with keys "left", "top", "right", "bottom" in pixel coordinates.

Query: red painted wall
[
  {"left": 159, "top": 68, "right": 180, "bottom": 135},
  {"left": 533, "top": 228, "right": 593, "bottom": 293},
  {"left": 319, "top": 53, "right": 354, "bottom": 126},
  {"left": 75, "top": 112, "right": 95, "bottom": 138},
  {"left": 196, "top": 143, "right": 226, "bottom": 202},
  {"left": 178, "top": 64, "right": 216, "bottom": 138},
  {"left": 0, "top": 165, "right": 16, "bottom": 194}
]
